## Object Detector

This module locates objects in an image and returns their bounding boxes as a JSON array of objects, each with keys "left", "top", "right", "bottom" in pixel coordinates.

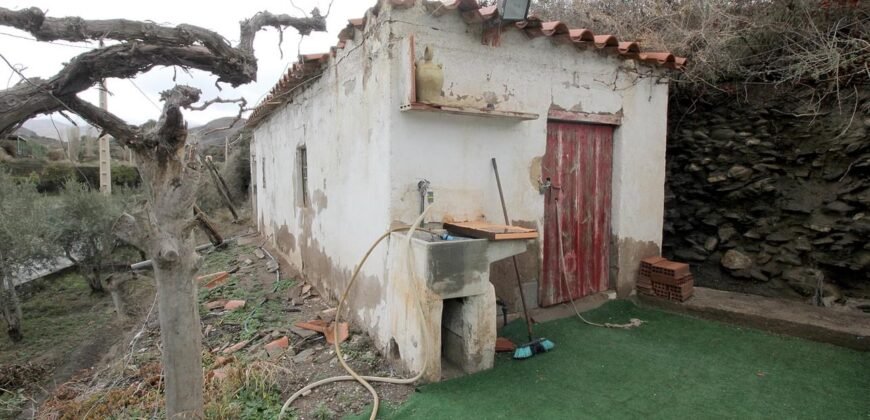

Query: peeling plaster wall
[
  {"left": 388, "top": 5, "right": 669, "bottom": 303},
  {"left": 252, "top": 14, "right": 395, "bottom": 334}
]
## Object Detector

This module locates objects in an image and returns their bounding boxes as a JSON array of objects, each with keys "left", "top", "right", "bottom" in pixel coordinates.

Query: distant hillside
[
  {"left": 12, "top": 127, "right": 37, "bottom": 138},
  {"left": 189, "top": 117, "right": 247, "bottom": 147},
  {"left": 21, "top": 118, "right": 99, "bottom": 141}
]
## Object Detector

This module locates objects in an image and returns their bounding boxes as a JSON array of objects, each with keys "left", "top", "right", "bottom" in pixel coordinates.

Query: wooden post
[
  {"left": 99, "top": 80, "right": 112, "bottom": 195},
  {"left": 67, "top": 126, "right": 80, "bottom": 163},
  {"left": 204, "top": 156, "right": 239, "bottom": 222},
  {"left": 193, "top": 205, "right": 224, "bottom": 246},
  {"left": 224, "top": 136, "right": 229, "bottom": 162}
]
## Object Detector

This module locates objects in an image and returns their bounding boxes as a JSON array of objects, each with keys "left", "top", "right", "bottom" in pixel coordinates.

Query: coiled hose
[{"left": 279, "top": 207, "right": 432, "bottom": 420}]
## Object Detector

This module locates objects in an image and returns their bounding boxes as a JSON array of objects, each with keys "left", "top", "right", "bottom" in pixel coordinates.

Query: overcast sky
[{"left": 0, "top": 0, "right": 371, "bottom": 126}]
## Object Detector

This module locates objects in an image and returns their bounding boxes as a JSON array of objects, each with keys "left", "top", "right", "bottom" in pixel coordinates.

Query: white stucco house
[{"left": 246, "top": 0, "right": 684, "bottom": 379}]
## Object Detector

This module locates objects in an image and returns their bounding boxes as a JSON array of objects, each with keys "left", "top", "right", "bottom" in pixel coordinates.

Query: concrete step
[{"left": 639, "top": 287, "right": 870, "bottom": 351}]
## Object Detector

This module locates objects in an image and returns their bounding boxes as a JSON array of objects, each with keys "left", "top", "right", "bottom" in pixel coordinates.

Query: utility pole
[
  {"left": 67, "top": 126, "right": 80, "bottom": 163},
  {"left": 99, "top": 79, "right": 112, "bottom": 195}
]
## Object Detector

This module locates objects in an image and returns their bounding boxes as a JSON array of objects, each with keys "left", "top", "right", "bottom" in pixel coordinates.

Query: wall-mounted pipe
[{"left": 417, "top": 179, "right": 431, "bottom": 216}]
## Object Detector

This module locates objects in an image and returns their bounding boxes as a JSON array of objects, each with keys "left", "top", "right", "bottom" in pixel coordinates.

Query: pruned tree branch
[
  {"left": 189, "top": 96, "right": 246, "bottom": 111},
  {"left": 112, "top": 212, "right": 150, "bottom": 252},
  {"left": 238, "top": 9, "right": 326, "bottom": 54},
  {"left": 65, "top": 96, "right": 141, "bottom": 143},
  {"left": 0, "top": 6, "right": 326, "bottom": 137},
  {"left": 155, "top": 85, "right": 200, "bottom": 158},
  {"left": 188, "top": 96, "right": 250, "bottom": 135}
]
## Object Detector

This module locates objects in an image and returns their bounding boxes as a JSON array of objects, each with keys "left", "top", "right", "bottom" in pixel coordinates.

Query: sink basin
[
  {"left": 395, "top": 230, "right": 529, "bottom": 299},
  {"left": 383, "top": 229, "right": 531, "bottom": 382}
]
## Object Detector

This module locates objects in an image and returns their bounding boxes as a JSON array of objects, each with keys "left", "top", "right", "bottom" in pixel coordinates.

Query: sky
[{"left": 0, "top": 0, "right": 371, "bottom": 127}]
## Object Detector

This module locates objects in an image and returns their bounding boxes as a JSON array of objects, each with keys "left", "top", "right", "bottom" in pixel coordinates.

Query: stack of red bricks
[{"left": 637, "top": 256, "right": 694, "bottom": 302}]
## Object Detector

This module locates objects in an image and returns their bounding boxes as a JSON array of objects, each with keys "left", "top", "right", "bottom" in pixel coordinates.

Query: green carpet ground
[{"left": 356, "top": 300, "right": 869, "bottom": 419}]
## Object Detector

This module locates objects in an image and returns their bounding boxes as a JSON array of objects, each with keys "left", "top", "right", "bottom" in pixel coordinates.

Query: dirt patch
[
  {"left": 0, "top": 272, "right": 155, "bottom": 418},
  {"left": 32, "top": 234, "right": 414, "bottom": 419}
]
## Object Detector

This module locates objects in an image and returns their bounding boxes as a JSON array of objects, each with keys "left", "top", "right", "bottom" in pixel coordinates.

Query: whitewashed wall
[
  {"left": 388, "top": 5, "right": 669, "bottom": 297},
  {"left": 253, "top": 2, "right": 670, "bottom": 372},
  {"left": 252, "top": 14, "right": 396, "bottom": 332}
]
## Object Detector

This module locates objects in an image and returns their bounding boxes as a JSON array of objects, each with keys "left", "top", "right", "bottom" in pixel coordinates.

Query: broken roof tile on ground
[{"left": 247, "top": 0, "right": 686, "bottom": 128}]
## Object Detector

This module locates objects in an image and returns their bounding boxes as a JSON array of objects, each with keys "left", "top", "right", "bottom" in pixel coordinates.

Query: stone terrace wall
[{"left": 663, "top": 88, "right": 869, "bottom": 302}]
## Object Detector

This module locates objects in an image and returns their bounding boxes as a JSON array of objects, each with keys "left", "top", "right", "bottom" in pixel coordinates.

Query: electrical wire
[
  {"left": 128, "top": 79, "right": 162, "bottom": 111},
  {"left": 0, "top": 31, "right": 94, "bottom": 50}
]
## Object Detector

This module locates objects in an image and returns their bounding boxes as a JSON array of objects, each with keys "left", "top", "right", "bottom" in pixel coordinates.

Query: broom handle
[{"left": 492, "top": 158, "right": 534, "bottom": 343}]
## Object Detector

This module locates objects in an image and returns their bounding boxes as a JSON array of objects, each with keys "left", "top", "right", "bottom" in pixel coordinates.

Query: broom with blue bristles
[{"left": 492, "top": 158, "right": 555, "bottom": 359}]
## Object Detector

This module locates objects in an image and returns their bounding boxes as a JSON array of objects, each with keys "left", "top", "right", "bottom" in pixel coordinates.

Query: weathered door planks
[{"left": 540, "top": 122, "right": 614, "bottom": 306}]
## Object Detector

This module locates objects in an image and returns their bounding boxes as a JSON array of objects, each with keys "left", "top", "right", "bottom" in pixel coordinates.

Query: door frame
[{"left": 539, "top": 108, "right": 621, "bottom": 307}]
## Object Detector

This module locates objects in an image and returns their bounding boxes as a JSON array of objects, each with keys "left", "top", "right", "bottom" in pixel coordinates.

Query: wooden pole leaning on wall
[
  {"left": 193, "top": 204, "right": 224, "bottom": 247},
  {"left": 204, "top": 155, "right": 239, "bottom": 222}
]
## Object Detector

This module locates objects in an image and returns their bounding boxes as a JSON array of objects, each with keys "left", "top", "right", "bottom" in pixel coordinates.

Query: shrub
[
  {"left": 49, "top": 180, "right": 139, "bottom": 293},
  {"left": 0, "top": 171, "right": 52, "bottom": 341}
]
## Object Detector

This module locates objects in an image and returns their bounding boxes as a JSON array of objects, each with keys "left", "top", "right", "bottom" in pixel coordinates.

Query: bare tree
[{"left": 0, "top": 6, "right": 326, "bottom": 417}]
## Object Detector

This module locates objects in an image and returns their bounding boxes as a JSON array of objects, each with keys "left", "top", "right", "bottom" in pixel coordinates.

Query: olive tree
[
  {"left": 51, "top": 180, "right": 126, "bottom": 294},
  {"left": 0, "top": 172, "right": 51, "bottom": 342}
]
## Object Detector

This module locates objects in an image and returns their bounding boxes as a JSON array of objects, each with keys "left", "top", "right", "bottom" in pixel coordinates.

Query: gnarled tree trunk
[{"left": 111, "top": 86, "right": 207, "bottom": 417}]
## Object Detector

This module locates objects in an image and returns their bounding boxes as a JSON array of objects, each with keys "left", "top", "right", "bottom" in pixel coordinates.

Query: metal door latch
[{"left": 538, "top": 177, "right": 561, "bottom": 194}]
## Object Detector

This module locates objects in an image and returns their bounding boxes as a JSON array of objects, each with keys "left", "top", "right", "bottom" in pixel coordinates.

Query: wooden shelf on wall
[
  {"left": 400, "top": 102, "right": 539, "bottom": 121},
  {"left": 444, "top": 222, "right": 538, "bottom": 241}
]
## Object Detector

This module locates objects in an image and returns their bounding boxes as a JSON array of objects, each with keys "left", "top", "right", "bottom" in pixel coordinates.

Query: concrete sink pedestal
[{"left": 385, "top": 230, "right": 529, "bottom": 382}]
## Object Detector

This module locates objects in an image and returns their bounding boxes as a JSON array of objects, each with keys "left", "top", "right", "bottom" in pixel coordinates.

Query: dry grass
[
  {"left": 532, "top": 0, "right": 869, "bottom": 99},
  {"left": 36, "top": 359, "right": 288, "bottom": 419}
]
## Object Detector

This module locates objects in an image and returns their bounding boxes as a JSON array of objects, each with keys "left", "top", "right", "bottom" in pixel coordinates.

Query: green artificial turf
[{"left": 355, "top": 300, "right": 869, "bottom": 419}]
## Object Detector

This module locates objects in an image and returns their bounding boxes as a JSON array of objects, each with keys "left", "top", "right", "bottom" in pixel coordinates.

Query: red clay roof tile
[
  {"left": 569, "top": 29, "right": 594, "bottom": 43},
  {"left": 247, "top": 0, "right": 686, "bottom": 127}
]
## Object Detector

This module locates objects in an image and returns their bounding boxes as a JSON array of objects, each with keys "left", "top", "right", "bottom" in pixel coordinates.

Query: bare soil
[
  {"left": 13, "top": 214, "right": 413, "bottom": 419},
  {"left": 0, "top": 272, "right": 155, "bottom": 419},
  {"left": 192, "top": 235, "right": 414, "bottom": 418}
]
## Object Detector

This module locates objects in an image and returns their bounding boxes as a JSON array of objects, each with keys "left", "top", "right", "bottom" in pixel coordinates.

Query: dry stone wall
[{"left": 663, "top": 88, "right": 869, "bottom": 302}]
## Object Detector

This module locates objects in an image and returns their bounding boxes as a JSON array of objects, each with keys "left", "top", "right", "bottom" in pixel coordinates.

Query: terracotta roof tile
[
  {"left": 569, "top": 29, "right": 595, "bottom": 43},
  {"left": 619, "top": 41, "right": 640, "bottom": 55},
  {"left": 593, "top": 34, "right": 618, "bottom": 48},
  {"left": 541, "top": 21, "right": 570, "bottom": 36},
  {"left": 639, "top": 52, "right": 676, "bottom": 66},
  {"left": 247, "top": 0, "right": 687, "bottom": 127}
]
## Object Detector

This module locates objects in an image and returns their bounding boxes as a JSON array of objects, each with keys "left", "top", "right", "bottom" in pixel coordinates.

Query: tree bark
[
  {"left": 126, "top": 86, "right": 206, "bottom": 418},
  {"left": 88, "top": 265, "right": 105, "bottom": 293},
  {"left": 104, "top": 274, "right": 128, "bottom": 320},
  {"left": 0, "top": 276, "right": 23, "bottom": 342},
  {"left": 154, "top": 249, "right": 201, "bottom": 417}
]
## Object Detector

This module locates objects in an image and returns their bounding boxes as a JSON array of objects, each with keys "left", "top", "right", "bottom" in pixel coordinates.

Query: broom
[{"left": 491, "top": 158, "right": 555, "bottom": 359}]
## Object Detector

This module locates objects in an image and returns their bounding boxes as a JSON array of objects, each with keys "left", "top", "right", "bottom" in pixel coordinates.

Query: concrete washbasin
[
  {"left": 385, "top": 227, "right": 532, "bottom": 381},
  {"left": 399, "top": 230, "right": 529, "bottom": 299}
]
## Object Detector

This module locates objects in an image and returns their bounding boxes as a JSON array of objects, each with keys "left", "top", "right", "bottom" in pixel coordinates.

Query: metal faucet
[{"left": 417, "top": 179, "right": 431, "bottom": 215}]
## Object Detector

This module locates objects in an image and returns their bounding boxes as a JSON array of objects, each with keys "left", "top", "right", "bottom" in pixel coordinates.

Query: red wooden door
[{"left": 540, "top": 122, "right": 614, "bottom": 307}]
